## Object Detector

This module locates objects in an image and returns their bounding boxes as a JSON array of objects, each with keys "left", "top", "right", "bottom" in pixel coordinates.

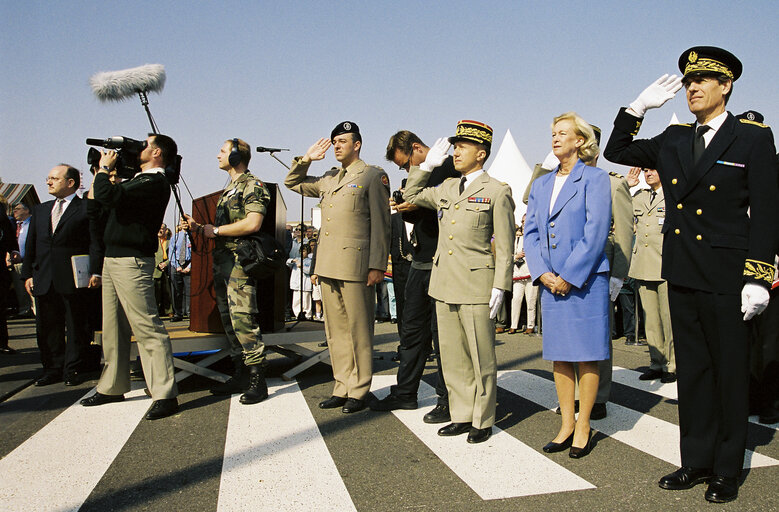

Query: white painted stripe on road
[
  {"left": 217, "top": 379, "right": 356, "bottom": 512},
  {"left": 612, "top": 366, "right": 678, "bottom": 399},
  {"left": 613, "top": 366, "right": 779, "bottom": 431},
  {"left": 0, "top": 384, "right": 151, "bottom": 512},
  {"left": 370, "top": 375, "right": 594, "bottom": 499},
  {"left": 497, "top": 370, "right": 779, "bottom": 469}
]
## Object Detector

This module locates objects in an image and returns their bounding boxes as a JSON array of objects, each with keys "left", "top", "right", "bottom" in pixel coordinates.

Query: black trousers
[
  {"left": 392, "top": 261, "right": 411, "bottom": 337},
  {"left": 170, "top": 267, "right": 190, "bottom": 317},
  {"left": 669, "top": 284, "right": 749, "bottom": 478},
  {"left": 391, "top": 266, "right": 447, "bottom": 404},
  {"left": 749, "top": 287, "right": 779, "bottom": 414},
  {"left": 35, "top": 287, "right": 92, "bottom": 376},
  {"left": 0, "top": 269, "right": 10, "bottom": 348}
]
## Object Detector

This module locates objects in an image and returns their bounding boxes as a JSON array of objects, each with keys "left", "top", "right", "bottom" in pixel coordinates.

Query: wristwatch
[{"left": 213, "top": 226, "right": 220, "bottom": 236}]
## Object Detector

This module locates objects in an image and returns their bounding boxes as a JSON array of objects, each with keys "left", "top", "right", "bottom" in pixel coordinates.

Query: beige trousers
[
  {"left": 435, "top": 301, "right": 497, "bottom": 429},
  {"left": 638, "top": 280, "right": 675, "bottom": 373},
  {"left": 320, "top": 277, "right": 375, "bottom": 399},
  {"left": 97, "top": 257, "right": 177, "bottom": 399}
]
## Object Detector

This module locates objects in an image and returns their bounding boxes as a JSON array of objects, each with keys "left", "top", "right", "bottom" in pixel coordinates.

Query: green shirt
[{"left": 214, "top": 171, "right": 270, "bottom": 250}]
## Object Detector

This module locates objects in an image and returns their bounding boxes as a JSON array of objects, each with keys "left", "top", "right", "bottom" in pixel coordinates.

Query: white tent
[{"left": 486, "top": 129, "right": 533, "bottom": 224}]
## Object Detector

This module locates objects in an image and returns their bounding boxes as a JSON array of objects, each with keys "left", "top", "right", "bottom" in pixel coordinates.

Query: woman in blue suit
[{"left": 525, "top": 112, "right": 612, "bottom": 458}]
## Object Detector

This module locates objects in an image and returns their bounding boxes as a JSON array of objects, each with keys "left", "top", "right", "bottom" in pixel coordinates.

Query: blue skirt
[{"left": 540, "top": 272, "right": 610, "bottom": 362}]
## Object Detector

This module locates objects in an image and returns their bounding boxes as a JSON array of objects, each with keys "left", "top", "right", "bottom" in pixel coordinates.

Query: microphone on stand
[{"left": 256, "top": 146, "right": 289, "bottom": 153}]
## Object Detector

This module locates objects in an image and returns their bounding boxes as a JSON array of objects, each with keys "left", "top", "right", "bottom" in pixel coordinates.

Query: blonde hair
[{"left": 552, "top": 112, "right": 599, "bottom": 165}]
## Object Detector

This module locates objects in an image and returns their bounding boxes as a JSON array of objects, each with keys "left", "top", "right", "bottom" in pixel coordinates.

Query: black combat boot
[
  {"left": 240, "top": 365, "right": 268, "bottom": 405},
  {"left": 210, "top": 358, "right": 246, "bottom": 395}
]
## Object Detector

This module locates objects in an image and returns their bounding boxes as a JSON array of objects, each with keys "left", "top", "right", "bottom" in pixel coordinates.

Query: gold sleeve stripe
[{"left": 744, "top": 259, "right": 776, "bottom": 285}]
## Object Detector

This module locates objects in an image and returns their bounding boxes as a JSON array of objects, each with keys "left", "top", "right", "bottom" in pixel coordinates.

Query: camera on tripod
[{"left": 86, "top": 136, "right": 146, "bottom": 179}]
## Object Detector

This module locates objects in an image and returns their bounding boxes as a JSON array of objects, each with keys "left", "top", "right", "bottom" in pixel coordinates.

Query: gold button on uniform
[
  {"left": 448, "top": 250, "right": 453, "bottom": 255},
  {"left": 550, "top": 222, "right": 555, "bottom": 227},
  {"left": 644, "top": 243, "right": 649, "bottom": 247},
  {"left": 710, "top": 185, "right": 716, "bottom": 191},
  {"left": 672, "top": 178, "right": 678, "bottom": 184},
  {"left": 696, "top": 209, "right": 702, "bottom": 215},
  {"left": 674, "top": 229, "right": 680, "bottom": 235},
  {"left": 455, "top": 204, "right": 460, "bottom": 209},
  {"left": 451, "top": 220, "right": 456, "bottom": 224},
  {"left": 327, "top": 217, "right": 331, "bottom": 221},
  {"left": 448, "top": 235, "right": 453, "bottom": 240},
  {"left": 696, "top": 234, "right": 702, "bottom": 240},
  {"left": 551, "top": 244, "right": 557, "bottom": 249},
  {"left": 677, "top": 203, "right": 683, "bottom": 210},
  {"left": 550, "top": 233, "right": 556, "bottom": 238}
]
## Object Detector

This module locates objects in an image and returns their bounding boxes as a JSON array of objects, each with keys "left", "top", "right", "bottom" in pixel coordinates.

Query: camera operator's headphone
[{"left": 228, "top": 138, "right": 242, "bottom": 167}]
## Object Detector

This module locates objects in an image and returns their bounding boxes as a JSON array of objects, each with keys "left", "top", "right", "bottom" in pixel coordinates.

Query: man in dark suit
[
  {"left": 1, "top": 200, "right": 18, "bottom": 354},
  {"left": 604, "top": 46, "right": 779, "bottom": 503},
  {"left": 21, "top": 164, "right": 103, "bottom": 386}
]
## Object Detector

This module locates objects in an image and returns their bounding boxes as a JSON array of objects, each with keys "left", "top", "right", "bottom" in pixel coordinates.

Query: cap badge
[
  {"left": 689, "top": 51, "right": 698, "bottom": 63},
  {"left": 343, "top": 122, "right": 351, "bottom": 131}
]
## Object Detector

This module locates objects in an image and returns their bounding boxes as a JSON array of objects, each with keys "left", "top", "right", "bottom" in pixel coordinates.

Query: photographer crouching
[{"left": 80, "top": 134, "right": 179, "bottom": 421}]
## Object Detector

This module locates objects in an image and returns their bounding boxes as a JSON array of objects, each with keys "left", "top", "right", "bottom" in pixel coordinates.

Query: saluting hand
[
  {"left": 629, "top": 74, "right": 683, "bottom": 117},
  {"left": 420, "top": 137, "right": 451, "bottom": 171},
  {"left": 626, "top": 167, "right": 641, "bottom": 188},
  {"left": 303, "top": 138, "right": 331, "bottom": 163}
]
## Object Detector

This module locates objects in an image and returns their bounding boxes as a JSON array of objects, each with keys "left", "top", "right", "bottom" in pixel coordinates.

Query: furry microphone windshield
[{"left": 89, "top": 63, "right": 166, "bottom": 102}]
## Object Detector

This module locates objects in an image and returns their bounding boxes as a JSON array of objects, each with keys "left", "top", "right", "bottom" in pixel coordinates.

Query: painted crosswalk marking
[
  {"left": 497, "top": 370, "right": 779, "bottom": 469},
  {"left": 0, "top": 384, "right": 151, "bottom": 512},
  {"left": 612, "top": 366, "right": 779, "bottom": 430},
  {"left": 217, "top": 379, "right": 356, "bottom": 512},
  {"left": 370, "top": 375, "right": 595, "bottom": 499}
]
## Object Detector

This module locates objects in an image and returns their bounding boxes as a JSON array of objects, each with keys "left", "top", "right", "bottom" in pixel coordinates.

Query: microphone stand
[{"left": 260, "top": 149, "right": 314, "bottom": 332}]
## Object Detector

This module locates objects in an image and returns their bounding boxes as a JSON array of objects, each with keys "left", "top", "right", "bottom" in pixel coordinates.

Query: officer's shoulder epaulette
[
  {"left": 608, "top": 171, "right": 624, "bottom": 179},
  {"left": 739, "top": 119, "right": 769, "bottom": 128},
  {"left": 670, "top": 123, "right": 693, "bottom": 128}
]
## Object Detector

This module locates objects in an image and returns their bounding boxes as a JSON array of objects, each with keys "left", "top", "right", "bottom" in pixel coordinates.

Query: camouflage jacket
[{"left": 215, "top": 171, "right": 270, "bottom": 251}]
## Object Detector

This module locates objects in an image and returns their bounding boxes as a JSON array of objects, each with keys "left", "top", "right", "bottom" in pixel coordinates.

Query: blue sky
[{"left": 1, "top": 1, "right": 776, "bottom": 225}]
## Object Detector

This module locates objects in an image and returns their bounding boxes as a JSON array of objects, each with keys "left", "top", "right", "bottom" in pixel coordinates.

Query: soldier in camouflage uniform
[{"left": 184, "top": 138, "right": 271, "bottom": 405}]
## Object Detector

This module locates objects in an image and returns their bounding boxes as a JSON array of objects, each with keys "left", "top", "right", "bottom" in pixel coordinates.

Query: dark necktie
[
  {"left": 337, "top": 168, "right": 346, "bottom": 183},
  {"left": 16, "top": 221, "right": 22, "bottom": 238},
  {"left": 693, "top": 125, "right": 710, "bottom": 165},
  {"left": 650, "top": 190, "right": 657, "bottom": 204},
  {"left": 459, "top": 176, "right": 467, "bottom": 195}
]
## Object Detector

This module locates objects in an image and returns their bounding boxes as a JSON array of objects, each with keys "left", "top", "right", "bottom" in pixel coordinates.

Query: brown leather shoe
[{"left": 495, "top": 327, "right": 505, "bottom": 334}]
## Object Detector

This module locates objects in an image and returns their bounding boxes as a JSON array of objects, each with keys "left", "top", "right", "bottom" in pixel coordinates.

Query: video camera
[
  {"left": 86, "top": 136, "right": 146, "bottom": 179},
  {"left": 86, "top": 136, "right": 181, "bottom": 184}
]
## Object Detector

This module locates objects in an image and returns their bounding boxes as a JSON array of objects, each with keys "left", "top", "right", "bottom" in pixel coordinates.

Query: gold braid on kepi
[
  {"left": 448, "top": 120, "right": 493, "bottom": 149},
  {"left": 678, "top": 46, "right": 742, "bottom": 81},
  {"left": 744, "top": 259, "right": 776, "bottom": 286}
]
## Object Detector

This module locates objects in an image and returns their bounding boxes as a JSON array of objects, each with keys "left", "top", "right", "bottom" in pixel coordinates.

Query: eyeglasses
[{"left": 398, "top": 152, "right": 412, "bottom": 171}]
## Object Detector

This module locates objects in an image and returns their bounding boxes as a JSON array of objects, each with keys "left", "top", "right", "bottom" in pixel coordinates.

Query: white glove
[
  {"left": 609, "top": 276, "right": 623, "bottom": 302},
  {"left": 419, "top": 137, "right": 451, "bottom": 172},
  {"left": 741, "top": 283, "right": 770, "bottom": 321},
  {"left": 541, "top": 151, "right": 560, "bottom": 171},
  {"left": 628, "top": 74, "right": 683, "bottom": 118},
  {"left": 489, "top": 288, "right": 505, "bottom": 319}
]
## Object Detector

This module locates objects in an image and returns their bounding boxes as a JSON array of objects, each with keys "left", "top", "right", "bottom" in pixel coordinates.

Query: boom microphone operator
[{"left": 86, "top": 136, "right": 148, "bottom": 179}]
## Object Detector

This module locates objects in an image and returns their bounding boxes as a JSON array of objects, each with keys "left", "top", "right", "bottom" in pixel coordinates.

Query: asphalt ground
[{"left": 1, "top": 316, "right": 777, "bottom": 511}]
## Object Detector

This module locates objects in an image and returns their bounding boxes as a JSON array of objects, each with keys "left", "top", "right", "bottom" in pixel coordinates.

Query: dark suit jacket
[
  {"left": 21, "top": 196, "right": 103, "bottom": 296},
  {"left": 604, "top": 108, "right": 779, "bottom": 294},
  {"left": 389, "top": 212, "right": 414, "bottom": 267}
]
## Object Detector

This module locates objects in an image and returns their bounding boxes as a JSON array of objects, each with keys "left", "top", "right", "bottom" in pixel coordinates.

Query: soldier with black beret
[{"left": 605, "top": 46, "right": 779, "bottom": 503}]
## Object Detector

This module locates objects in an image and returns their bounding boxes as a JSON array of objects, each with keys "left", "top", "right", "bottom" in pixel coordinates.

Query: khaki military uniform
[
  {"left": 285, "top": 158, "right": 390, "bottom": 399},
  {"left": 629, "top": 187, "right": 675, "bottom": 373},
  {"left": 213, "top": 171, "right": 271, "bottom": 366},
  {"left": 404, "top": 168, "right": 515, "bottom": 429}
]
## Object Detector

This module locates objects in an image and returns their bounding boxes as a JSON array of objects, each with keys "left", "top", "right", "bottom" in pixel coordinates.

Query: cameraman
[
  {"left": 184, "top": 138, "right": 271, "bottom": 405},
  {"left": 81, "top": 134, "right": 179, "bottom": 421}
]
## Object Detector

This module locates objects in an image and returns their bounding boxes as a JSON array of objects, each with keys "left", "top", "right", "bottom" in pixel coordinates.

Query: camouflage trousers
[{"left": 213, "top": 249, "right": 265, "bottom": 366}]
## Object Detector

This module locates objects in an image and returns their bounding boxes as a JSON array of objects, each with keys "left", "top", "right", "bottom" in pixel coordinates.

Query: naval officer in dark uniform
[{"left": 604, "top": 46, "right": 779, "bottom": 503}]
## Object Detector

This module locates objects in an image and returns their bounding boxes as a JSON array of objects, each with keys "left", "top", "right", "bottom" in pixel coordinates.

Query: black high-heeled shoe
[
  {"left": 569, "top": 430, "right": 594, "bottom": 459},
  {"left": 542, "top": 432, "right": 574, "bottom": 453}
]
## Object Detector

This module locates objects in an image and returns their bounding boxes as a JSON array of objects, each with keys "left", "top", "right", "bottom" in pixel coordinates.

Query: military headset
[{"left": 228, "top": 138, "right": 242, "bottom": 167}]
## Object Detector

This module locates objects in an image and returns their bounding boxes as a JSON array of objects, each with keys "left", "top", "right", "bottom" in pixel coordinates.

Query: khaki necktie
[{"left": 51, "top": 199, "right": 65, "bottom": 232}]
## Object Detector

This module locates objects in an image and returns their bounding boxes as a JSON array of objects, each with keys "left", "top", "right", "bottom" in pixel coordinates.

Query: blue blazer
[{"left": 524, "top": 159, "right": 611, "bottom": 288}]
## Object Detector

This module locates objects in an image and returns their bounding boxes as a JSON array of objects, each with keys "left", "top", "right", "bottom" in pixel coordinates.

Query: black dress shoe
[
  {"left": 660, "top": 372, "right": 677, "bottom": 383},
  {"left": 0, "top": 346, "right": 18, "bottom": 354},
  {"left": 639, "top": 369, "right": 665, "bottom": 381},
  {"left": 569, "top": 430, "right": 594, "bottom": 459},
  {"left": 35, "top": 373, "right": 62, "bottom": 386},
  {"left": 144, "top": 398, "right": 179, "bottom": 420},
  {"left": 171, "top": 315, "right": 183, "bottom": 322},
  {"left": 64, "top": 373, "right": 83, "bottom": 386},
  {"left": 369, "top": 394, "right": 417, "bottom": 411},
  {"left": 437, "top": 422, "right": 471, "bottom": 437},
  {"left": 81, "top": 392, "right": 125, "bottom": 407},
  {"left": 424, "top": 404, "right": 451, "bottom": 424},
  {"left": 543, "top": 432, "right": 574, "bottom": 453},
  {"left": 319, "top": 396, "right": 347, "bottom": 409},
  {"left": 590, "top": 402, "right": 607, "bottom": 420},
  {"left": 467, "top": 427, "right": 492, "bottom": 444},
  {"left": 704, "top": 476, "right": 739, "bottom": 503},
  {"left": 342, "top": 398, "right": 365, "bottom": 413},
  {"left": 317, "top": 341, "right": 328, "bottom": 347},
  {"left": 658, "top": 466, "right": 714, "bottom": 490}
]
